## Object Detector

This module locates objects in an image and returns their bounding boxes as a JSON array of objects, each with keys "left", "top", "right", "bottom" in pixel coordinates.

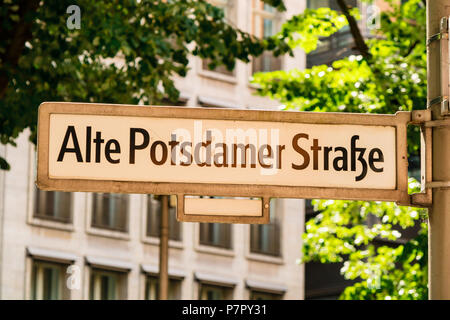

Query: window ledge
[
  {"left": 142, "top": 236, "right": 184, "bottom": 249},
  {"left": 28, "top": 218, "right": 74, "bottom": 232},
  {"left": 246, "top": 252, "right": 284, "bottom": 265},
  {"left": 247, "top": 81, "right": 261, "bottom": 91},
  {"left": 86, "top": 227, "right": 130, "bottom": 241},
  {"left": 198, "top": 69, "right": 237, "bottom": 84},
  {"left": 195, "top": 244, "right": 235, "bottom": 257}
]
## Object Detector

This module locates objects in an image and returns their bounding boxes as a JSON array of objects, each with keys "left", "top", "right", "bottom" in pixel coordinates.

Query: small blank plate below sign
[{"left": 184, "top": 198, "right": 262, "bottom": 217}]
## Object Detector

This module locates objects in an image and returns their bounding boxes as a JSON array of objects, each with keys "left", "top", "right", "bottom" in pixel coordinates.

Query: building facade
[{"left": 0, "top": 0, "right": 306, "bottom": 300}]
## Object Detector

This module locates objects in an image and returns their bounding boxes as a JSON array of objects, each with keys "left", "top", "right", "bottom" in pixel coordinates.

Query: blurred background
[{"left": 0, "top": 0, "right": 426, "bottom": 300}]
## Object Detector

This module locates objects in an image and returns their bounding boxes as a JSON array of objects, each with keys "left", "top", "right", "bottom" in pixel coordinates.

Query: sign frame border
[{"left": 36, "top": 102, "right": 411, "bottom": 223}]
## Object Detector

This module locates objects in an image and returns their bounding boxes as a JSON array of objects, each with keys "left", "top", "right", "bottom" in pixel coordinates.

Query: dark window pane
[
  {"left": 200, "top": 222, "right": 232, "bottom": 249},
  {"left": 202, "top": 59, "right": 235, "bottom": 76},
  {"left": 147, "top": 195, "right": 162, "bottom": 237},
  {"left": 147, "top": 195, "right": 181, "bottom": 241},
  {"left": 252, "top": 1, "right": 282, "bottom": 74},
  {"left": 42, "top": 267, "right": 60, "bottom": 300},
  {"left": 250, "top": 200, "right": 281, "bottom": 256},
  {"left": 250, "top": 291, "right": 283, "bottom": 300},
  {"left": 90, "top": 269, "right": 122, "bottom": 300},
  {"left": 253, "top": 52, "right": 282, "bottom": 73},
  {"left": 101, "top": 275, "right": 110, "bottom": 300},
  {"left": 307, "top": 0, "right": 329, "bottom": 9},
  {"left": 250, "top": 223, "right": 281, "bottom": 256},
  {"left": 34, "top": 189, "right": 72, "bottom": 223},
  {"left": 92, "top": 193, "right": 128, "bottom": 232},
  {"left": 145, "top": 276, "right": 181, "bottom": 300},
  {"left": 200, "top": 285, "right": 229, "bottom": 300}
]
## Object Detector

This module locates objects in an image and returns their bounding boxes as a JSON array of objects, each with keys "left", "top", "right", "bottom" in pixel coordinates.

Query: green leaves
[
  {"left": 253, "top": 0, "right": 428, "bottom": 300},
  {"left": 339, "top": 223, "right": 428, "bottom": 300},
  {"left": 253, "top": 57, "right": 377, "bottom": 113},
  {"left": 0, "top": 156, "right": 10, "bottom": 170}
]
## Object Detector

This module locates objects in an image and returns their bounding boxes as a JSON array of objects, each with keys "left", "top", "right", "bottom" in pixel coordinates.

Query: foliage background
[
  {"left": 0, "top": 0, "right": 291, "bottom": 169},
  {"left": 0, "top": 0, "right": 429, "bottom": 299},
  {"left": 252, "top": 0, "right": 428, "bottom": 299}
]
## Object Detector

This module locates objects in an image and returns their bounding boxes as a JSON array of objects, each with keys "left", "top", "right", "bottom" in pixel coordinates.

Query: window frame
[
  {"left": 198, "top": 0, "right": 238, "bottom": 81},
  {"left": 145, "top": 194, "right": 182, "bottom": 242},
  {"left": 89, "top": 268, "right": 128, "bottom": 300},
  {"left": 249, "top": 199, "right": 281, "bottom": 257},
  {"left": 250, "top": 290, "right": 283, "bottom": 300},
  {"left": 194, "top": 221, "right": 235, "bottom": 257},
  {"left": 199, "top": 222, "right": 233, "bottom": 250},
  {"left": 90, "top": 193, "right": 129, "bottom": 232},
  {"left": 144, "top": 275, "right": 182, "bottom": 300}
]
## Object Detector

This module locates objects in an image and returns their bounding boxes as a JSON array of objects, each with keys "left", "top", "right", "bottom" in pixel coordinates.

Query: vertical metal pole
[
  {"left": 427, "top": 0, "right": 450, "bottom": 300},
  {"left": 159, "top": 195, "right": 169, "bottom": 300}
]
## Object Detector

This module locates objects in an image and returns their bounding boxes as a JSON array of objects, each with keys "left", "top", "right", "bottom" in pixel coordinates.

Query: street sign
[{"left": 37, "top": 102, "right": 411, "bottom": 223}]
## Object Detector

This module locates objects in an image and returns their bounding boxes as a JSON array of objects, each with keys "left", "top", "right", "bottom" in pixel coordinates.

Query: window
[
  {"left": 199, "top": 284, "right": 233, "bottom": 300},
  {"left": 250, "top": 291, "right": 283, "bottom": 300},
  {"left": 91, "top": 193, "right": 129, "bottom": 232},
  {"left": 306, "top": 0, "right": 358, "bottom": 67},
  {"left": 147, "top": 195, "right": 181, "bottom": 241},
  {"left": 31, "top": 261, "right": 70, "bottom": 300},
  {"left": 202, "top": 0, "right": 237, "bottom": 76},
  {"left": 252, "top": 0, "right": 282, "bottom": 73},
  {"left": 89, "top": 269, "right": 127, "bottom": 300},
  {"left": 200, "top": 222, "right": 232, "bottom": 249},
  {"left": 250, "top": 199, "right": 281, "bottom": 256},
  {"left": 145, "top": 276, "right": 182, "bottom": 300},
  {"left": 34, "top": 188, "right": 72, "bottom": 223}
]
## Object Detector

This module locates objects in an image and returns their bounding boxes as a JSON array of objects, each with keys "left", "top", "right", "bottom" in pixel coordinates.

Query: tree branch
[
  {"left": 0, "top": 0, "right": 40, "bottom": 99},
  {"left": 336, "top": 0, "right": 371, "bottom": 61},
  {"left": 405, "top": 39, "right": 419, "bottom": 56}
]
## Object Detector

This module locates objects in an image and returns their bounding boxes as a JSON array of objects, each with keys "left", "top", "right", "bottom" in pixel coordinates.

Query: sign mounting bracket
[{"left": 408, "top": 109, "right": 433, "bottom": 207}]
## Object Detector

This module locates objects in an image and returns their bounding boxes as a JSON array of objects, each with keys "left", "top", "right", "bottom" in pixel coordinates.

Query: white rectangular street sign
[{"left": 37, "top": 102, "right": 411, "bottom": 223}]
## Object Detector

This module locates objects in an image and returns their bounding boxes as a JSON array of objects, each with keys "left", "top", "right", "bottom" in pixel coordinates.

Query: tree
[
  {"left": 252, "top": 0, "right": 428, "bottom": 299},
  {"left": 0, "top": 0, "right": 290, "bottom": 170}
]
